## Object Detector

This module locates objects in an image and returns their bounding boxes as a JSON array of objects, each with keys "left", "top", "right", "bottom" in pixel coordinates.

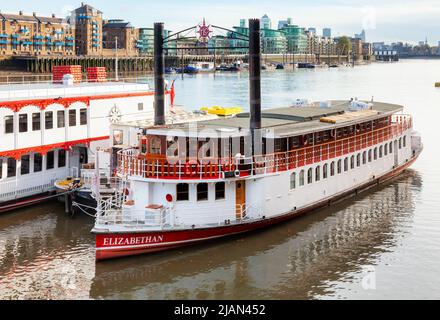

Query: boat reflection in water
[{"left": 90, "top": 170, "right": 421, "bottom": 300}]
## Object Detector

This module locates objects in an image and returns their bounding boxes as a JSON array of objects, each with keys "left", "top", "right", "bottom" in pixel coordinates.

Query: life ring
[{"left": 234, "top": 169, "right": 240, "bottom": 178}]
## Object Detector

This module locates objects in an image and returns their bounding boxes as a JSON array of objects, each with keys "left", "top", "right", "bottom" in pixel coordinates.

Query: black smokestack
[
  {"left": 249, "top": 18, "right": 261, "bottom": 131},
  {"left": 154, "top": 22, "right": 165, "bottom": 126}
]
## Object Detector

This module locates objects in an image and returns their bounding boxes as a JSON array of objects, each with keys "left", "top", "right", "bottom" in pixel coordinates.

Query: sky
[{"left": 2, "top": 0, "right": 439, "bottom": 45}]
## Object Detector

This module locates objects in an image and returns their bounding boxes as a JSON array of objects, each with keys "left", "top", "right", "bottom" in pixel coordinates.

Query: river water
[{"left": 0, "top": 59, "right": 439, "bottom": 299}]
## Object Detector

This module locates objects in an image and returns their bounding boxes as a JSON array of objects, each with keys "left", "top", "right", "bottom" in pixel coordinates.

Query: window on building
[
  {"left": 368, "top": 149, "right": 372, "bottom": 162},
  {"left": 46, "top": 151, "right": 54, "bottom": 170},
  {"left": 357, "top": 154, "right": 361, "bottom": 167},
  {"left": 330, "top": 162, "right": 335, "bottom": 176},
  {"left": 34, "top": 153, "right": 43, "bottom": 172},
  {"left": 290, "top": 172, "right": 296, "bottom": 190},
  {"left": 7, "top": 158, "right": 16, "bottom": 178},
  {"left": 337, "top": 159, "right": 342, "bottom": 174},
  {"left": 69, "top": 110, "right": 77, "bottom": 127},
  {"left": 21, "top": 155, "right": 30, "bottom": 175},
  {"left": 299, "top": 170, "right": 305, "bottom": 186},
  {"left": 80, "top": 108, "right": 87, "bottom": 125},
  {"left": 176, "top": 183, "right": 189, "bottom": 201},
  {"left": 138, "top": 103, "right": 144, "bottom": 111},
  {"left": 19, "top": 114, "right": 28, "bottom": 132},
  {"left": 315, "top": 166, "right": 321, "bottom": 181},
  {"left": 215, "top": 182, "right": 225, "bottom": 200},
  {"left": 344, "top": 158, "right": 348, "bottom": 172},
  {"left": 374, "top": 147, "right": 378, "bottom": 160},
  {"left": 58, "top": 149, "right": 66, "bottom": 168},
  {"left": 379, "top": 146, "right": 383, "bottom": 158},
  {"left": 45, "top": 111, "right": 53, "bottom": 129},
  {"left": 363, "top": 151, "right": 367, "bottom": 164},
  {"left": 197, "top": 183, "right": 208, "bottom": 201},
  {"left": 32, "top": 113, "right": 41, "bottom": 131},
  {"left": 5, "top": 115, "right": 13, "bottom": 134},
  {"left": 57, "top": 110, "right": 65, "bottom": 128}
]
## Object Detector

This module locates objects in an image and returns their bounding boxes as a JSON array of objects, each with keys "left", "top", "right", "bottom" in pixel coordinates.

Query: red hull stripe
[
  {"left": 0, "top": 135, "right": 109, "bottom": 159},
  {"left": 0, "top": 91, "right": 170, "bottom": 113},
  {"left": 95, "top": 155, "right": 419, "bottom": 261}
]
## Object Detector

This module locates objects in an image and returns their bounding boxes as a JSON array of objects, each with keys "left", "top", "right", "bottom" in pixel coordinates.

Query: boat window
[
  {"left": 57, "top": 110, "right": 65, "bottom": 128},
  {"left": 21, "top": 155, "right": 30, "bottom": 175},
  {"left": 399, "top": 138, "right": 402, "bottom": 149},
  {"left": 34, "top": 154, "right": 43, "bottom": 172},
  {"left": 379, "top": 146, "right": 383, "bottom": 158},
  {"left": 368, "top": 150, "right": 372, "bottom": 162},
  {"left": 330, "top": 162, "right": 335, "bottom": 176},
  {"left": 197, "top": 183, "right": 208, "bottom": 201},
  {"left": 323, "top": 164, "right": 328, "bottom": 179},
  {"left": 357, "top": 153, "right": 361, "bottom": 167},
  {"left": 138, "top": 103, "right": 143, "bottom": 111},
  {"left": 344, "top": 158, "right": 348, "bottom": 172},
  {"left": 0, "top": 158, "right": 2, "bottom": 180},
  {"left": 176, "top": 183, "right": 189, "bottom": 201},
  {"left": 363, "top": 151, "right": 367, "bottom": 164},
  {"left": 350, "top": 155, "right": 355, "bottom": 169},
  {"left": 46, "top": 151, "right": 55, "bottom": 170},
  {"left": 80, "top": 109, "right": 87, "bottom": 125},
  {"left": 69, "top": 110, "right": 77, "bottom": 127},
  {"left": 403, "top": 136, "right": 407, "bottom": 148},
  {"left": 337, "top": 160, "right": 342, "bottom": 174},
  {"left": 307, "top": 168, "right": 313, "bottom": 184},
  {"left": 215, "top": 182, "right": 225, "bottom": 200},
  {"left": 315, "top": 166, "right": 321, "bottom": 181},
  {"left": 19, "top": 114, "right": 28, "bottom": 133},
  {"left": 7, "top": 158, "right": 16, "bottom": 178},
  {"left": 374, "top": 147, "right": 378, "bottom": 160},
  {"left": 45, "top": 111, "right": 53, "bottom": 130},
  {"left": 299, "top": 170, "right": 305, "bottom": 186},
  {"left": 290, "top": 172, "right": 296, "bottom": 190},
  {"left": 58, "top": 149, "right": 66, "bottom": 168},
  {"left": 389, "top": 142, "right": 393, "bottom": 153},
  {"left": 384, "top": 145, "right": 388, "bottom": 156},
  {"left": 4, "top": 115, "right": 13, "bottom": 134},
  {"left": 32, "top": 113, "right": 41, "bottom": 131}
]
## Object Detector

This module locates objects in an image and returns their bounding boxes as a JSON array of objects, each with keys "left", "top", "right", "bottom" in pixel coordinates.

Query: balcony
[
  {"left": 54, "top": 41, "right": 65, "bottom": 46},
  {"left": 11, "top": 34, "right": 19, "bottom": 38},
  {"left": 92, "top": 43, "right": 99, "bottom": 47},
  {"left": 0, "top": 34, "right": 8, "bottom": 38},
  {"left": 34, "top": 41, "right": 44, "bottom": 45},
  {"left": 33, "top": 35, "right": 44, "bottom": 39},
  {"left": 77, "top": 15, "right": 92, "bottom": 20},
  {"left": 65, "top": 42, "right": 74, "bottom": 46},
  {"left": 65, "top": 36, "right": 74, "bottom": 41},
  {"left": 12, "top": 40, "right": 20, "bottom": 45},
  {"left": 0, "top": 40, "right": 9, "bottom": 45}
]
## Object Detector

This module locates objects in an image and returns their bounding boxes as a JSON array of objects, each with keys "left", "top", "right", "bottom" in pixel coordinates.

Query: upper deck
[{"left": 145, "top": 100, "right": 403, "bottom": 138}]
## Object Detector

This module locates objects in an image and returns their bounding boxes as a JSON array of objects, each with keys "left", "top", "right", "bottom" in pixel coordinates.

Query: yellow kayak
[
  {"left": 54, "top": 177, "right": 83, "bottom": 191},
  {"left": 200, "top": 106, "right": 242, "bottom": 116}
]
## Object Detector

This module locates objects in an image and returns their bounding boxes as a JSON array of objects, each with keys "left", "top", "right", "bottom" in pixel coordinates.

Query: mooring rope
[{"left": 71, "top": 201, "right": 97, "bottom": 218}]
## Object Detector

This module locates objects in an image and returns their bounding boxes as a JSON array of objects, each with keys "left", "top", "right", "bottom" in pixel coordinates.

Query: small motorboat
[
  {"left": 276, "top": 64, "right": 284, "bottom": 70},
  {"left": 200, "top": 106, "right": 242, "bottom": 117}
]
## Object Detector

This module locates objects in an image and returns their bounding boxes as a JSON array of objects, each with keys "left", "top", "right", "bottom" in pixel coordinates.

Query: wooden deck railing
[{"left": 117, "top": 115, "right": 412, "bottom": 180}]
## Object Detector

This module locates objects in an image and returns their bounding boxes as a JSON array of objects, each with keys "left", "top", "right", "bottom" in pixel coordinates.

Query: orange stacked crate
[
  {"left": 87, "top": 67, "right": 107, "bottom": 83},
  {"left": 52, "top": 65, "right": 82, "bottom": 84}
]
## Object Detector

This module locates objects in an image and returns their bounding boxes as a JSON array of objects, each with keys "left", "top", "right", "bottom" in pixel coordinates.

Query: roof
[
  {"left": 103, "top": 22, "right": 133, "bottom": 28},
  {"left": 74, "top": 4, "right": 103, "bottom": 14},
  {"left": 145, "top": 100, "right": 404, "bottom": 138},
  {"left": 0, "top": 13, "right": 64, "bottom": 24}
]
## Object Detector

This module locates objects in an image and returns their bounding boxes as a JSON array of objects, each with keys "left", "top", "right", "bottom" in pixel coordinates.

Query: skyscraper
[
  {"left": 308, "top": 27, "right": 316, "bottom": 35},
  {"left": 261, "top": 14, "right": 271, "bottom": 29},
  {"left": 354, "top": 29, "right": 366, "bottom": 42},
  {"left": 323, "top": 28, "right": 331, "bottom": 38}
]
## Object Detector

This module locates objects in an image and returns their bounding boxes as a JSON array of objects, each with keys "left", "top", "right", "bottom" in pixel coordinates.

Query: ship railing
[
  {"left": 116, "top": 118, "right": 413, "bottom": 180},
  {"left": 0, "top": 75, "right": 152, "bottom": 86},
  {"left": 94, "top": 203, "right": 263, "bottom": 229}
]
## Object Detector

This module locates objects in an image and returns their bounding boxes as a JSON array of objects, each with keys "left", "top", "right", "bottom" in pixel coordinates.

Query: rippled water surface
[{"left": 1, "top": 59, "right": 439, "bottom": 299}]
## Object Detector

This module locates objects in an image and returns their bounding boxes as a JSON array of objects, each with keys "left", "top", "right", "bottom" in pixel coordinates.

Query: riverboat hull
[{"left": 94, "top": 153, "right": 419, "bottom": 261}]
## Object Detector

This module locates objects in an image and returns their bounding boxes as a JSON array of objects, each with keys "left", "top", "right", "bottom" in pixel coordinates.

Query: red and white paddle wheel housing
[
  {"left": 92, "top": 100, "right": 423, "bottom": 260},
  {"left": 0, "top": 74, "right": 171, "bottom": 212}
]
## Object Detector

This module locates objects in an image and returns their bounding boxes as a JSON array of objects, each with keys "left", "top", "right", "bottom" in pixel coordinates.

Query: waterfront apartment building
[
  {"left": 0, "top": 11, "right": 75, "bottom": 57},
  {"left": 102, "top": 20, "right": 138, "bottom": 57},
  {"left": 72, "top": 3, "right": 103, "bottom": 56},
  {"left": 279, "top": 22, "right": 308, "bottom": 54}
]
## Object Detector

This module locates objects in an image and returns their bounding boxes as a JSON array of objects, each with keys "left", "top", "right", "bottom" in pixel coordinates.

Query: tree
[{"left": 337, "top": 36, "right": 352, "bottom": 55}]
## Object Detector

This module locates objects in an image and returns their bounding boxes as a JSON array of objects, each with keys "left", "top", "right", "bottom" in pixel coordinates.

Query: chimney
[
  {"left": 153, "top": 22, "right": 165, "bottom": 126},
  {"left": 249, "top": 18, "right": 262, "bottom": 131}
]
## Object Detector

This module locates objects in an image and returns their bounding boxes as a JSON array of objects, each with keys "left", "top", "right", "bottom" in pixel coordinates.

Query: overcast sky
[{"left": 2, "top": 0, "right": 439, "bottom": 45}]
